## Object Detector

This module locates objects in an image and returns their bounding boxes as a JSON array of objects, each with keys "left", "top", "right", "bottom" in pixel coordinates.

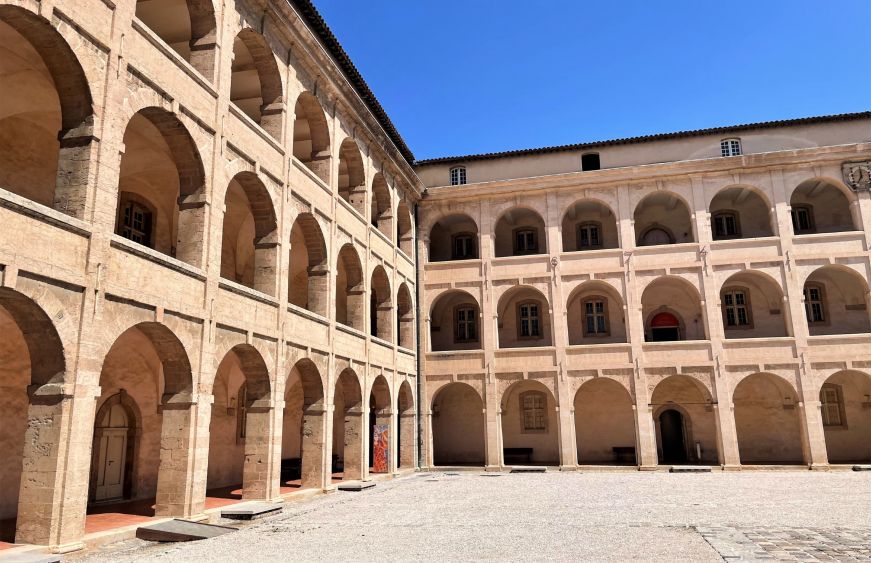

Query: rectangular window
[
  {"left": 720, "top": 138, "right": 742, "bottom": 157},
  {"left": 713, "top": 212, "right": 740, "bottom": 239},
  {"left": 450, "top": 167, "right": 467, "bottom": 186},
  {"left": 820, "top": 384, "right": 844, "bottom": 427},
  {"left": 791, "top": 206, "right": 815, "bottom": 234},
  {"left": 452, "top": 235, "right": 475, "bottom": 260},
  {"left": 578, "top": 223, "right": 601, "bottom": 249},
  {"left": 120, "top": 200, "right": 152, "bottom": 247},
  {"left": 514, "top": 229, "right": 537, "bottom": 254},
  {"left": 521, "top": 392, "right": 546, "bottom": 431},
  {"left": 518, "top": 303, "right": 541, "bottom": 338},
  {"left": 804, "top": 285, "right": 825, "bottom": 324},
  {"left": 723, "top": 289, "right": 751, "bottom": 328},
  {"left": 455, "top": 306, "right": 477, "bottom": 342},
  {"left": 581, "top": 153, "right": 601, "bottom": 171},
  {"left": 584, "top": 299, "right": 608, "bottom": 336}
]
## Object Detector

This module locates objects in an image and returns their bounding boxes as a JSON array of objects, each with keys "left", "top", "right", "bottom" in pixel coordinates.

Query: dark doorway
[
  {"left": 649, "top": 312, "right": 681, "bottom": 342},
  {"left": 659, "top": 409, "right": 687, "bottom": 464}
]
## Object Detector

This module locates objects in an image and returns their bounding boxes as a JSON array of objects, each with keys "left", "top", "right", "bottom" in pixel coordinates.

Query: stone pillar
[
  {"left": 307, "top": 265, "right": 329, "bottom": 316},
  {"left": 346, "top": 288, "right": 365, "bottom": 331},
  {"left": 154, "top": 399, "right": 198, "bottom": 517},
  {"left": 259, "top": 101, "right": 285, "bottom": 139},
  {"left": 242, "top": 402, "right": 277, "bottom": 500},
  {"left": 188, "top": 38, "right": 217, "bottom": 82},
  {"left": 712, "top": 401, "right": 741, "bottom": 469},
  {"left": 797, "top": 375, "right": 829, "bottom": 469},
  {"left": 349, "top": 184, "right": 367, "bottom": 216},
  {"left": 342, "top": 405, "right": 365, "bottom": 480},
  {"left": 253, "top": 240, "right": 280, "bottom": 297},
  {"left": 307, "top": 151, "right": 332, "bottom": 185},
  {"left": 54, "top": 126, "right": 98, "bottom": 220},
  {"left": 175, "top": 197, "right": 208, "bottom": 268},
  {"left": 485, "top": 387, "right": 502, "bottom": 470},
  {"left": 377, "top": 303, "right": 393, "bottom": 342},
  {"left": 300, "top": 405, "right": 327, "bottom": 489},
  {"left": 399, "top": 411, "right": 416, "bottom": 469},
  {"left": 631, "top": 389, "right": 658, "bottom": 469}
]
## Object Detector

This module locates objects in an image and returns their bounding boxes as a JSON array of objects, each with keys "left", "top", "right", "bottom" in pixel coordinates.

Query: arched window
[
  {"left": 722, "top": 288, "right": 752, "bottom": 329},
  {"left": 454, "top": 305, "right": 478, "bottom": 343},
  {"left": 803, "top": 283, "right": 827, "bottom": 325},
  {"left": 450, "top": 166, "right": 466, "bottom": 186},
  {"left": 582, "top": 297, "right": 609, "bottom": 337},
  {"left": 577, "top": 221, "right": 602, "bottom": 250},
  {"left": 712, "top": 210, "right": 741, "bottom": 240},
  {"left": 720, "top": 138, "right": 742, "bottom": 157},
  {"left": 517, "top": 301, "right": 542, "bottom": 339},
  {"left": 519, "top": 391, "right": 547, "bottom": 432},
  {"left": 649, "top": 312, "right": 681, "bottom": 342}
]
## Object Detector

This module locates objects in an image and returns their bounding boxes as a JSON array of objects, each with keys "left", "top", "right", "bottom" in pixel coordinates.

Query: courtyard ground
[{"left": 72, "top": 470, "right": 871, "bottom": 562}]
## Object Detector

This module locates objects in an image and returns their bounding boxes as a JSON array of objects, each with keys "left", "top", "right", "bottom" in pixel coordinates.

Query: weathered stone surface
[
  {"left": 670, "top": 466, "right": 712, "bottom": 473},
  {"left": 135, "top": 520, "right": 237, "bottom": 542},
  {"left": 336, "top": 481, "right": 376, "bottom": 492},
  {"left": 220, "top": 502, "right": 282, "bottom": 520}
]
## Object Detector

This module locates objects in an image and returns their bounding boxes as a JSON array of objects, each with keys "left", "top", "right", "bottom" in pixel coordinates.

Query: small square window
[
  {"left": 720, "top": 138, "right": 742, "bottom": 157},
  {"left": 581, "top": 153, "right": 600, "bottom": 171}
]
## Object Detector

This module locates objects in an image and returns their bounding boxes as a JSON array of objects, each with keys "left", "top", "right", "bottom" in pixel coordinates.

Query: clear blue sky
[{"left": 313, "top": 0, "right": 871, "bottom": 161}]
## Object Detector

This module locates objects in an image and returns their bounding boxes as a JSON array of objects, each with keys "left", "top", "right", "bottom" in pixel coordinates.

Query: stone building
[{"left": 0, "top": 0, "right": 870, "bottom": 555}]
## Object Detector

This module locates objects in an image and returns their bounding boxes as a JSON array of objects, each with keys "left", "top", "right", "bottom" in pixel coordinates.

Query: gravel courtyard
[{"left": 75, "top": 470, "right": 871, "bottom": 562}]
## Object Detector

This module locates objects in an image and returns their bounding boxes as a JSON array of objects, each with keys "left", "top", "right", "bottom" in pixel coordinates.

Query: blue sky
[{"left": 313, "top": 0, "right": 871, "bottom": 161}]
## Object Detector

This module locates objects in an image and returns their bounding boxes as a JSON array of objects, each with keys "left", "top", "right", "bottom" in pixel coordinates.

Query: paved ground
[{"left": 72, "top": 470, "right": 871, "bottom": 562}]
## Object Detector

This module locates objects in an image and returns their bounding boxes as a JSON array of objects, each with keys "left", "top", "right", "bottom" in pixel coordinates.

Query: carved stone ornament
[{"left": 842, "top": 161, "right": 871, "bottom": 192}]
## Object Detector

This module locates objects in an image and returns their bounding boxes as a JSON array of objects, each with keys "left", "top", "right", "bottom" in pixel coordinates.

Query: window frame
[
  {"left": 453, "top": 304, "right": 479, "bottom": 344},
  {"left": 116, "top": 192, "right": 156, "bottom": 249},
  {"left": 577, "top": 221, "right": 603, "bottom": 250},
  {"left": 450, "top": 232, "right": 477, "bottom": 260},
  {"left": 516, "top": 300, "right": 543, "bottom": 340},
  {"left": 721, "top": 286, "right": 754, "bottom": 330},
  {"left": 820, "top": 383, "right": 847, "bottom": 428},
  {"left": 711, "top": 210, "right": 742, "bottom": 240},
  {"left": 581, "top": 296, "right": 610, "bottom": 337},
  {"left": 791, "top": 204, "right": 816, "bottom": 235},
  {"left": 512, "top": 227, "right": 539, "bottom": 255},
  {"left": 519, "top": 390, "right": 548, "bottom": 433},
  {"left": 803, "top": 283, "right": 828, "bottom": 326},
  {"left": 449, "top": 166, "right": 467, "bottom": 186},
  {"left": 720, "top": 138, "right": 742, "bottom": 157}
]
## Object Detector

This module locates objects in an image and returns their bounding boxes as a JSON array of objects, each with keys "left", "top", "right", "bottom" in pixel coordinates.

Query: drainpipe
[{"left": 414, "top": 201, "right": 424, "bottom": 470}]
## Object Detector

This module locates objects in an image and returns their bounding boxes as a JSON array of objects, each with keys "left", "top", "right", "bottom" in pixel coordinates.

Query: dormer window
[
  {"left": 581, "top": 152, "right": 600, "bottom": 171},
  {"left": 720, "top": 138, "right": 742, "bottom": 157},
  {"left": 450, "top": 166, "right": 467, "bottom": 186}
]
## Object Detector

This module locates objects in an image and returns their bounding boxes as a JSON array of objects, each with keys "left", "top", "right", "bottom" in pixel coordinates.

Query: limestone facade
[{"left": 0, "top": 0, "right": 419, "bottom": 552}]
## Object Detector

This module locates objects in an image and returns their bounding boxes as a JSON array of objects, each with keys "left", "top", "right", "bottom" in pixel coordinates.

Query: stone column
[
  {"left": 399, "top": 411, "right": 416, "bottom": 470},
  {"left": 54, "top": 126, "right": 99, "bottom": 220},
  {"left": 342, "top": 405, "right": 365, "bottom": 480},
  {"left": 300, "top": 404, "right": 327, "bottom": 489},
  {"left": 349, "top": 184, "right": 367, "bottom": 216},
  {"left": 253, "top": 240, "right": 280, "bottom": 297},
  {"left": 259, "top": 101, "right": 285, "bottom": 140},
  {"left": 798, "top": 364, "right": 829, "bottom": 469},
  {"left": 188, "top": 38, "right": 217, "bottom": 82},
  {"left": 154, "top": 398, "right": 198, "bottom": 517},
  {"left": 175, "top": 196, "right": 208, "bottom": 268},
  {"left": 242, "top": 401, "right": 277, "bottom": 500},
  {"left": 307, "top": 151, "right": 332, "bottom": 185}
]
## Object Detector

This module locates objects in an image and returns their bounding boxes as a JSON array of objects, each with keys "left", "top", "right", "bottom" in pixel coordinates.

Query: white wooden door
[{"left": 95, "top": 402, "right": 129, "bottom": 503}]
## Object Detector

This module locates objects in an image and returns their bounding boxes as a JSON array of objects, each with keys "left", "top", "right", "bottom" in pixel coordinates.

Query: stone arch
[
  {"left": 396, "top": 380, "right": 415, "bottom": 469},
  {"left": 333, "top": 368, "right": 364, "bottom": 479},
  {"left": 819, "top": 370, "right": 871, "bottom": 463},
  {"left": 289, "top": 212, "right": 329, "bottom": 316},
  {"left": 497, "top": 285, "right": 552, "bottom": 348},
  {"left": 802, "top": 265, "right": 871, "bottom": 336},
  {"left": 336, "top": 244, "right": 365, "bottom": 331},
  {"left": 396, "top": 199, "right": 414, "bottom": 255},
  {"left": 500, "top": 379, "right": 559, "bottom": 465},
  {"left": 371, "top": 172, "right": 393, "bottom": 239},
  {"left": 230, "top": 28, "right": 283, "bottom": 137},
  {"left": 428, "top": 213, "right": 478, "bottom": 262},
  {"left": 370, "top": 266, "right": 392, "bottom": 341},
  {"left": 429, "top": 289, "right": 481, "bottom": 352},
  {"left": 709, "top": 185, "right": 774, "bottom": 239},
  {"left": 565, "top": 280, "right": 627, "bottom": 345},
  {"left": 650, "top": 374, "right": 716, "bottom": 464},
  {"left": 641, "top": 276, "right": 705, "bottom": 341},
  {"left": 292, "top": 91, "right": 331, "bottom": 182},
  {"left": 115, "top": 107, "right": 207, "bottom": 267},
  {"left": 574, "top": 378, "right": 636, "bottom": 464},
  {"left": 397, "top": 282, "right": 414, "bottom": 349},
  {"left": 0, "top": 5, "right": 95, "bottom": 218},
  {"left": 733, "top": 372, "right": 803, "bottom": 464},
  {"left": 719, "top": 270, "right": 788, "bottom": 338},
  {"left": 494, "top": 206, "right": 547, "bottom": 257},
  {"left": 282, "top": 358, "right": 327, "bottom": 489},
  {"left": 634, "top": 191, "right": 695, "bottom": 246},
  {"left": 369, "top": 374, "right": 392, "bottom": 473},
  {"left": 790, "top": 177, "right": 858, "bottom": 234},
  {"left": 134, "top": 0, "right": 218, "bottom": 80},
  {"left": 220, "top": 171, "right": 279, "bottom": 295},
  {"left": 431, "top": 382, "right": 485, "bottom": 466},
  {"left": 561, "top": 198, "right": 620, "bottom": 252},
  {"left": 0, "top": 287, "right": 66, "bottom": 386},
  {"left": 338, "top": 137, "right": 366, "bottom": 215}
]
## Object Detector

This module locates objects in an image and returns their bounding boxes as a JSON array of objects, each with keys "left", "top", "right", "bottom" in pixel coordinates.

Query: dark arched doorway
[
  {"left": 659, "top": 409, "right": 687, "bottom": 463},
  {"left": 650, "top": 312, "right": 681, "bottom": 342}
]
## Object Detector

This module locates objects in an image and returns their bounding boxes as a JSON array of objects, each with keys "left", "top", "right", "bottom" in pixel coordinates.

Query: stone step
[
  {"left": 337, "top": 481, "right": 376, "bottom": 492},
  {"left": 220, "top": 502, "right": 283, "bottom": 520},
  {"left": 509, "top": 466, "right": 547, "bottom": 473},
  {"left": 136, "top": 519, "right": 237, "bottom": 542},
  {"left": 0, "top": 553, "right": 61, "bottom": 563},
  {"left": 479, "top": 473, "right": 506, "bottom": 477},
  {"left": 669, "top": 465, "right": 712, "bottom": 473},
  {"left": 853, "top": 464, "right": 871, "bottom": 471}
]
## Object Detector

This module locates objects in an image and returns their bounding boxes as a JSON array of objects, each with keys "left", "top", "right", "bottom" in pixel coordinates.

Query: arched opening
[
  {"left": 720, "top": 271, "right": 788, "bottom": 338},
  {"left": 134, "top": 0, "right": 217, "bottom": 80},
  {"left": 709, "top": 186, "right": 774, "bottom": 240},
  {"left": 370, "top": 266, "right": 392, "bottom": 341},
  {"left": 88, "top": 323, "right": 194, "bottom": 524},
  {"left": 371, "top": 173, "right": 393, "bottom": 239},
  {"left": 0, "top": 288, "right": 68, "bottom": 545},
  {"left": 397, "top": 200, "right": 414, "bottom": 255},
  {"left": 220, "top": 172, "right": 278, "bottom": 295},
  {"left": 336, "top": 244, "right": 365, "bottom": 331},
  {"left": 292, "top": 92, "right": 330, "bottom": 183},
  {"left": 820, "top": 370, "right": 871, "bottom": 464},
  {"left": 803, "top": 266, "right": 871, "bottom": 336},
  {"left": 281, "top": 359, "right": 325, "bottom": 491},
  {"left": 566, "top": 281, "right": 626, "bottom": 345},
  {"left": 429, "top": 290, "right": 481, "bottom": 352},
  {"left": 790, "top": 178, "right": 857, "bottom": 235},
  {"left": 206, "top": 345, "right": 272, "bottom": 504},
  {"left": 634, "top": 192, "right": 694, "bottom": 246},
  {"left": 397, "top": 283, "right": 414, "bottom": 349},
  {"left": 337, "top": 138, "right": 366, "bottom": 215},
  {"left": 494, "top": 207, "right": 547, "bottom": 257},
  {"left": 733, "top": 373, "right": 803, "bottom": 464},
  {"left": 230, "top": 29, "right": 283, "bottom": 137},
  {"left": 0, "top": 6, "right": 95, "bottom": 219},
  {"left": 561, "top": 199, "right": 619, "bottom": 252},
  {"left": 333, "top": 369, "right": 364, "bottom": 480},
  {"left": 574, "top": 378, "right": 635, "bottom": 464},
  {"left": 431, "top": 383, "right": 485, "bottom": 466},
  {"left": 369, "top": 376, "right": 392, "bottom": 474},
  {"left": 642, "top": 277, "right": 705, "bottom": 341},
  {"left": 288, "top": 212, "right": 328, "bottom": 316},
  {"left": 501, "top": 380, "right": 559, "bottom": 465},
  {"left": 497, "top": 286, "right": 552, "bottom": 348},
  {"left": 428, "top": 214, "right": 479, "bottom": 262},
  {"left": 114, "top": 108, "right": 207, "bottom": 267},
  {"left": 651, "top": 375, "right": 717, "bottom": 465},
  {"left": 396, "top": 381, "right": 415, "bottom": 470}
]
